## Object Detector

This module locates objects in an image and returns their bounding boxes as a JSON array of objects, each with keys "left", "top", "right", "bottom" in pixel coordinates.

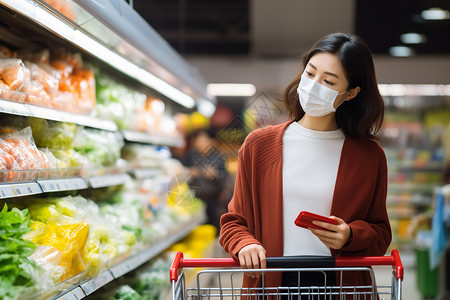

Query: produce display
[
  {"left": 73, "top": 128, "right": 124, "bottom": 173},
  {"left": 0, "top": 172, "right": 205, "bottom": 299},
  {"left": 0, "top": 126, "right": 55, "bottom": 181},
  {"left": 0, "top": 47, "right": 96, "bottom": 114}
]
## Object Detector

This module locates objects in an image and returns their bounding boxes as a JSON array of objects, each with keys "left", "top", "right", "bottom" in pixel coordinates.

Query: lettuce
[{"left": 0, "top": 204, "right": 41, "bottom": 300}]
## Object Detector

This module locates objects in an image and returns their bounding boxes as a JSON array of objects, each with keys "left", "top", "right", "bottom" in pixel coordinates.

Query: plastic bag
[
  {"left": 0, "top": 147, "right": 20, "bottom": 182},
  {"left": 24, "top": 61, "right": 59, "bottom": 91},
  {"left": 28, "top": 245, "right": 65, "bottom": 285},
  {"left": 24, "top": 221, "right": 90, "bottom": 282},
  {"left": 0, "top": 59, "right": 30, "bottom": 90},
  {"left": 0, "top": 127, "right": 51, "bottom": 180}
]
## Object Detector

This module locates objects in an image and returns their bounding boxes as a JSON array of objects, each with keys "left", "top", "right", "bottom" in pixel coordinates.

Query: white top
[{"left": 282, "top": 122, "right": 345, "bottom": 256}]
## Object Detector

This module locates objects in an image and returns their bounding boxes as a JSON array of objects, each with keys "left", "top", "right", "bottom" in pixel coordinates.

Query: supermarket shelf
[
  {"left": 130, "top": 168, "right": 162, "bottom": 179},
  {"left": 52, "top": 212, "right": 206, "bottom": 300},
  {"left": 388, "top": 182, "right": 437, "bottom": 193},
  {"left": 88, "top": 173, "right": 131, "bottom": 189},
  {"left": 0, "top": 99, "right": 118, "bottom": 131},
  {"left": 0, "top": 181, "right": 41, "bottom": 198},
  {"left": 37, "top": 178, "right": 88, "bottom": 193},
  {"left": 122, "top": 130, "right": 185, "bottom": 148},
  {"left": 0, "top": 174, "right": 132, "bottom": 199},
  {"left": 388, "top": 161, "right": 444, "bottom": 172}
]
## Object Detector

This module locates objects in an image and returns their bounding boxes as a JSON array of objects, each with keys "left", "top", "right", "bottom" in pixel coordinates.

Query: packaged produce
[
  {"left": 0, "top": 204, "right": 43, "bottom": 300},
  {"left": 0, "top": 147, "right": 20, "bottom": 181},
  {"left": 27, "top": 118, "right": 77, "bottom": 150},
  {"left": 95, "top": 74, "right": 144, "bottom": 129},
  {"left": 24, "top": 220, "right": 90, "bottom": 282},
  {"left": 0, "top": 59, "right": 30, "bottom": 90},
  {"left": 24, "top": 61, "right": 59, "bottom": 91},
  {"left": 0, "top": 127, "right": 52, "bottom": 181},
  {"left": 70, "top": 69, "right": 96, "bottom": 114},
  {"left": 73, "top": 128, "right": 124, "bottom": 172}
]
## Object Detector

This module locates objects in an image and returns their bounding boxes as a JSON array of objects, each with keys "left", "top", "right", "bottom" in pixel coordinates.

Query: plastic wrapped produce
[
  {"left": 27, "top": 118, "right": 77, "bottom": 150},
  {"left": 24, "top": 61, "right": 59, "bottom": 91},
  {"left": 0, "top": 59, "right": 30, "bottom": 90},
  {"left": 73, "top": 128, "right": 124, "bottom": 172},
  {"left": 24, "top": 220, "right": 90, "bottom": 282},
  {"left": 0, "top": 126, "right": 53, "bottom": 181},
  {"left": 0, "top": 147, "right": 20, "bottom": 181}
]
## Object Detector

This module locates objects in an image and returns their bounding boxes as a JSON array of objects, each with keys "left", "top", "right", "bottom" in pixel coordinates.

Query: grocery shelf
[
  {"left": 88, "top": 173, "right": 131, "bottom": 189},
  {"left": 79, "top": 269, "right": 115, "bottom": 296},
  {"left": 0, "top": 174, "right": 132, "bottom": 199},
  {"left": 37, "top": 178, "right": 88, "bottom": 193},
  {"left": 122, "top": 130, "right": 185, "bottom": 148},
  {"left": 0, "top": 181, "right": 41, "bottom": 198},
  {"left": 130, "top": 168, "right": 162, "bottom": 179},
  {"left": 53, "top": 287, "right": 85, "bottom": 300},
  {"left": 0, "top": 99, "right": 118, "bottom": 131},
  {"left": 51, "top": 211, "right": 206, "bottom": 300}
]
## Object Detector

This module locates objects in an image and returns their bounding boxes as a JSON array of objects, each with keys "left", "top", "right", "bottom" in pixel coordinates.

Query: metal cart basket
[{"left": 170, "top": 250, "right": 403, "bottom": 299}]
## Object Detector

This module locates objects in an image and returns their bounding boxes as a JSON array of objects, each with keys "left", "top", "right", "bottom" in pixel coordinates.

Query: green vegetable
[
  {"left": 112, "top": 285, "right": 143, "bottom": 300},
  {"left": 27, "top": 118, "right": 77, "bottom": 150},
  {"left": 0, "top": 204, "right": 42, "bottom": 300}
]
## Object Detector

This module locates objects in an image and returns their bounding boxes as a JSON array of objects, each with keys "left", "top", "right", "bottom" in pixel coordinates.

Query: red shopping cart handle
[{"left": 170, "top": 250, "right": 403, "bottom": 282}]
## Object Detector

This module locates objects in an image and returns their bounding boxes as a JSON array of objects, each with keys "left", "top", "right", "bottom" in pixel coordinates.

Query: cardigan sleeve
[
  {"left": 338, "top": 147, "right": 392, "bottom": 256},
  {"left": 219, "top": 133, "right": 261, "bottom": 260}
]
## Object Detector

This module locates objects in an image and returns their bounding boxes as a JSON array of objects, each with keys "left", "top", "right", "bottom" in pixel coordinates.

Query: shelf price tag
[
  {"left": 0, "top": 182, "right": 42, "bottom": 199},
  {"left": 55, "top": 286, "right": 85, "bottom": 300},
  {"left": 133, "top": 168, "right": 161, "bottom": 179},
  {"left": 37, "top": 178, "right": 88, "bottom": 193},
  {"left": 80, "top": 270, "right": 113, "bottom": 295},
  {"left": 0, "top": 184, "right": 16, "bottom": 199},
  {"left": 89, "top": 174, "right": 131, "bottom": 189}
]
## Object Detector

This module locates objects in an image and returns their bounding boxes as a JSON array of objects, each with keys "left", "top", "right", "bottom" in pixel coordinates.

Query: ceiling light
[
  {"left": 197, "top": 98, "right": 216, "bottom": 117},
  {"left": 378, "top": 84, "right": 450, "bottom": 96},
  {"left": 421, "top": 8, "right": 450, "bottom": 20},
  {"left": 207, "top": 83, "right": 256, "bottom": 97},
  {"left": 400, "top": 33, "right": 427, "bottom": 44},
  {"left": 0, "top": 0, "right": 196, "bottom": 109},
  {"left": 389, "top": 46, "right": 415, "bottom": 57}
]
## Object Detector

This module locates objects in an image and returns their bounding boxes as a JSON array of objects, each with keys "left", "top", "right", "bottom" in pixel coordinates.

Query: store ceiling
[{"left": 133, "top": 0, "right": 450, "bottom": 57}]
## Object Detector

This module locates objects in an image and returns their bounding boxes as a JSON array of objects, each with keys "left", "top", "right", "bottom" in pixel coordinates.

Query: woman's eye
[
  {"left": 324, "top": 79, "right": 335, "bottom": 86},
  {"left": 305, "top": 71, "right": 313, "bottom": 77}
]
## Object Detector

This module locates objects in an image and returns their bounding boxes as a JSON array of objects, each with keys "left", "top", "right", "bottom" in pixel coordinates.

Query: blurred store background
[{"left": 0, "top": 0, "right": 448, "bottom": 299}]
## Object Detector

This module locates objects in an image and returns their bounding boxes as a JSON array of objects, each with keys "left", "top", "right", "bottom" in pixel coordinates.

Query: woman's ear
[{"left": 346, "top": 86, "right": 361, "bottom": 101}]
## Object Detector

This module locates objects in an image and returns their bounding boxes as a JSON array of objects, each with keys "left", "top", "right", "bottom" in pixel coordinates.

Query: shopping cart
[{"left": 170, "top": 250, "right": 403, "bottom": 299}]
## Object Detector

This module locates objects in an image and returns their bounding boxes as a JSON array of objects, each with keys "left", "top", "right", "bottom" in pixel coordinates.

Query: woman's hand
[
  {"left": 309, "top": 216, "right": 352, "bottom": 250},
  {"left": 237, "top": 244, "right": 266, "bottom": 278}
]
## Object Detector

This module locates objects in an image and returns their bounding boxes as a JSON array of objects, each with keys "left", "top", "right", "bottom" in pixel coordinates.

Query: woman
[{"left": 219, "top": 33, "right": 391, "bottom": 296}]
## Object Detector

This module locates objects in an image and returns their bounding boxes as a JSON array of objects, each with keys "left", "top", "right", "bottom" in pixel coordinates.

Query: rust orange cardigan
[{"left": 219, "top": 121, "right": 391, "bottom": 290}]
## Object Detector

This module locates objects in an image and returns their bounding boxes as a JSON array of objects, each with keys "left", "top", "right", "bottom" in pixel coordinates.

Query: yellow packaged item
[{"left": 25, "top": 221, "right": 89, "bottom": 282}]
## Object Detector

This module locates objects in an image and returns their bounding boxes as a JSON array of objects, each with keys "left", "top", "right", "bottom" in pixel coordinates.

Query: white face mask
[{"left": 297, "top": 75, "right": 347, "bottom": 117}]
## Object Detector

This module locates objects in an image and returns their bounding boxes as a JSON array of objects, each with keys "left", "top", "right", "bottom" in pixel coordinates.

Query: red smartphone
[{"left": 294, "top": 211, "right": 338, "bottom": 230}]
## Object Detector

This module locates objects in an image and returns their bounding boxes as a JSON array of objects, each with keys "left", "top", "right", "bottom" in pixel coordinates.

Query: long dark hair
[{"left": 282, "top": 33, "right": 384, "bottom": 140}]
